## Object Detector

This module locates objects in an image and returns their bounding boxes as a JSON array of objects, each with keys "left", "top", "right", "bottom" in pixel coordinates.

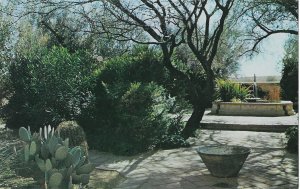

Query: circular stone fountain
[
  {"left": 196, "top": 145, "right": 250, "bottom": 177},
  {"left": 211, "top": 100, "right": 295, "bottom": 116}
]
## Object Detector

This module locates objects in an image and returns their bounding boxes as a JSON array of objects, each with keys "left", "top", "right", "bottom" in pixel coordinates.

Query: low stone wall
[{"left": 211, "top": 101, "right": 295, "bottom": 116}]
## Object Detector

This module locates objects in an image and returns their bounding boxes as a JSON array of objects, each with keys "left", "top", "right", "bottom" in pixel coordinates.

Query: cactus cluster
[
  {"left": 56, "top": 121, "right": 89, "bottom": 157},
  {"left": 18, "top": 126, "right": 95, "bottom": 189}
]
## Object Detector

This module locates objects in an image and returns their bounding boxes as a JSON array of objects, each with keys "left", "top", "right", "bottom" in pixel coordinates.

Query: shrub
[
  {"left": 98, "top": 45, "right": 190, "bottom": 104},
  {"left": 285, "top": 126, "right": 298, "bottom": 153},
  {"left": 157, "top": 114, "right": 189, "bottom": 149},
  {"left": 257, "top": 84, "right": 281, "bottom": 101},
  {"left": 81, "top": 81, "right": 185, "bottom": 155},
  {"left": 280, "top": 37, "right": 298, "bottom": 104},
  {"left": 98, "top": 46, "right": 167, "bottom": 84},
  {"left": 78, "top": 47, "right": 188, "bottom": 155},
  {"left": 2, "top": 47, "right": 96, "bottom": 131},
  {"left": 216, "top": 79, "right": 249, "bottom": 102},
  {"left": 56, "top": 121, "right": 89, "bottom": 157},
  {"left": 280, "top": 58, "right": 298, "bottom": 103}
]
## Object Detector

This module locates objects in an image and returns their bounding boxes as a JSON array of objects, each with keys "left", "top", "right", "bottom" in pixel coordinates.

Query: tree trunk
[
  {"left": 182, "top": 104, "right": 206, "bottom": 139},
  {"left": 181, "top": 72, "right": 215, "bottom": 140}
]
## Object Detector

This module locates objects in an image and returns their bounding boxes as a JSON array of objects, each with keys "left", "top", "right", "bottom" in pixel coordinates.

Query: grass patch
[
  {"left": 89, "top": 169, "right": 125, "bottom": 189},
  {"left": 0, "top": 128, "right": 38, "bottom": 188}
]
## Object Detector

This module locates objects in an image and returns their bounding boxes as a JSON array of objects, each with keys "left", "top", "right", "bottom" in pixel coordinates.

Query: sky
[{"left": 237, "top": 34, "right": 289, "bottom": 77}]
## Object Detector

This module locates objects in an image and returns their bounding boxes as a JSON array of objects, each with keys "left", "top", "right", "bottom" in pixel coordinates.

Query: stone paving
[
  {"left": 90, "top": 130, "right": 298, "bottom": 189},
  {"left": 199, "top": 110, "right": 298, "bottom": 126},
  {"left": 193, "top": 110, "right": 298, "bottom": 132}
]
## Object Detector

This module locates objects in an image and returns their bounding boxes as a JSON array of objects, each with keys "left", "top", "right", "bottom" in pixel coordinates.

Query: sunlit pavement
[{"left": 90, "top": 130, "right": 298, "bottom": 189}]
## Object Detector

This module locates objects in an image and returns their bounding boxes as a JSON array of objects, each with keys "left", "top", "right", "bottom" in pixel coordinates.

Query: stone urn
[{"left": 196, "top": 145, "right": 250, "bottom": 177}]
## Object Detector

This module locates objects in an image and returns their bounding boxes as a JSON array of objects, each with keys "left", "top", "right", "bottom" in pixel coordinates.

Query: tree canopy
[{"left": 239, "top": 0, "right": 298, "bottom": 52}]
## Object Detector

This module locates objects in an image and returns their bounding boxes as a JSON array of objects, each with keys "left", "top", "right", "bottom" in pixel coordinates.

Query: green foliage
[
  {"left": 156, "top": 115, "right": 190, "bottom": 149},
  {"left": 285, "top": 126, "right": 298, "bottom": 153},
  {"left": 98, "top": 46, "right": 167, "bottom": 84},
  {"left": 2, "top": 46, "right": 97, "bottom": 131},
  {"left": 82, "top": 81, "right": 185, "bottom": 155},
  {"left": 77, "top": 47, "right": 188, "bottom": 155},
  {"left": 17, "top": 126, "right": 95, "bottom": 188},
  {"left": 216, "top": 79, "right": 250, "bottom": 102},
  {"left": 0, "top": 11, "right": 13, "bottom": 102},
  {"left": 280, "top": 37, "right": 298, "bottom": 105},
  {"left": 281, "top": 60, "right": 298, "bottom": 102}
]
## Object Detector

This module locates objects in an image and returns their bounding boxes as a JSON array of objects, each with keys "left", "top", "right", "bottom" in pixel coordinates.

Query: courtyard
[
  {"left": 88, "top": 113, "right": 299, "bottom": 189},
  {"left": 0, "top": 0, "right": 298, "bottom": 188}
]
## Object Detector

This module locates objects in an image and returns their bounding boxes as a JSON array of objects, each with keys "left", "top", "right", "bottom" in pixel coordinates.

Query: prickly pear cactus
[
  {"left": 18, "top": 126, "right": 95, "bottom": 189},
  {"left": 19, "top": 127, "right": 31, "bottom": 142}
]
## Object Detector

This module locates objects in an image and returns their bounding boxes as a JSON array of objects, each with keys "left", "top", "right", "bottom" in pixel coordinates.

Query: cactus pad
[
  {"left": 76, "top": 164, "right": 95, "bottom": 175},
  {"left": 35, "top": 155, "right": 46, "bottom": 172},
  {"left": 70, "top": 147, "right": 81, "bottom": 167},
  {"left": 29, "top": 141, "right": 37, "bottom": 156},
  {"left": 48, "top": 136, "right": 58, "bottom": 155},
  {"left": 19, "top": 127, "right": 31, "bottom": 142},
  {"left": 45, "top": 159, "right": 52, "bottom": 171},
  {"left": 49, "top": 172, "right": 63, "bottom": 187},
  {"left": 41, "top": 144, "right": 50, "bottom": 159},
  {"left": 24, "top": 144, "right": 30, "bottom": 161},
  {"left": 55, "top": 146, "right": 68, "bottom": 160}
]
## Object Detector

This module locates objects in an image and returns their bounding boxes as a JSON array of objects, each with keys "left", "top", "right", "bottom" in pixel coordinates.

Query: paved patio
[{"left": 90, "top": 130, "right": 298, "bottom": 189}]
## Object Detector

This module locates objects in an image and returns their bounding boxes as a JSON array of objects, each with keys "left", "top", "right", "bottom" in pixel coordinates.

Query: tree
[
  {"left": 6, "top": 0, "right": 235, "bottom": 139},
  {"left": 3, "top": 0, "right": 131, "bottom": 59},
  {"left": 0, "top": 4, "right": 14, "bottom": 102},
  {"left": 211, "top": 25, "right": 245, "bottom": 77},
  {"left": 100, "top": 0, "right": 235, "bottom": 138},
  {"left": 172, "top": 24, "right": 245, "bottom": 79},
  {"left": 240, "top": 0, "right": 298, "bottom": 52}
]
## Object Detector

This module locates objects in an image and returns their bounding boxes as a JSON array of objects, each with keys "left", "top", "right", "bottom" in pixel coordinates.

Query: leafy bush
[
  {"left": 280, "top": 58, "right": 298, "bottom": 103},
  {"left": 256, "top": 84, "right": 281, "bottom": 101},
  {"left": 98, "top": 46, "right": 167, "bottom": 85},
  {"left": 98, "top": 45, "right": 191, "bottom": 105},
  {"left": 280, "top": 37, "right": 298, "bottom": 112},
  {"left": 2, "top": 47, "right": 96, "bottom": 131},
  {"left": 216, "top": 79, "right": 249, "bottom": 102},
  {"left": 285, "top": 126, "right": 298, "bottom": 153},
  {"left": 80, "top": 81, "right": 186, "bottom": 155},
  {"left": 77, "top": 47, "right": 188, "bottom": 155},
  {"left": 157, "top": 115, "right": 189, "bottom": 149}
]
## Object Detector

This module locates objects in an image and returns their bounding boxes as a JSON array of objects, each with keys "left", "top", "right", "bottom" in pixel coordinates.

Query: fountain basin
[
  {"left": 211, "top": 101, "right": 295, "bottom": 116},
  {"left": 197, "top": 145, "right": 250, "bottom": 178}
]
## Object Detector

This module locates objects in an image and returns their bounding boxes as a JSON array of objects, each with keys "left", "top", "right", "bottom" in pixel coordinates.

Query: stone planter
[
  {"left": 211, "top": 101, "right": 295, "bottom": 116},
  {"left": 196, "top": 145, "right": 250, "bottom": 178}
]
